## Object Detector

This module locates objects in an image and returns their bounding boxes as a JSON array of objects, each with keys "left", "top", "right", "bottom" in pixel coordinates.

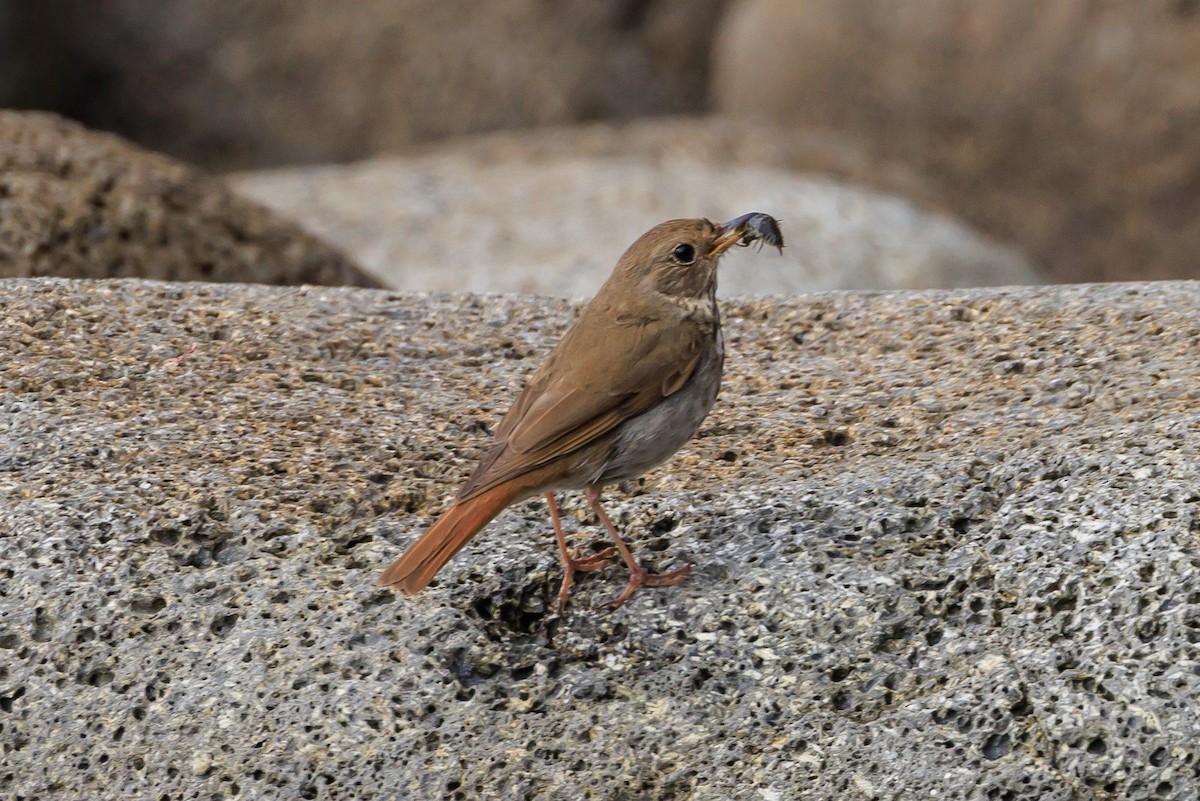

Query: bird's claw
[
  {"left": 556, "top": 547, "right": 619, "bottom": 613},
  {"left": 606, "top": 564, "right": 693, "bottom": 609},
  {"left": 569, "top": 547, "right": 618, "bottom": 571}
]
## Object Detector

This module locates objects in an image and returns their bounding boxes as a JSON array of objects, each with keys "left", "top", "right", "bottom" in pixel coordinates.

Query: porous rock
[
  {"left": 2, "top": 277, "right": 1199, "bottom": 799},
  {"left": 0, "top": 111, "right": 380, "bottom": 287},
  {"left": 231, "top": 129, "right": 1037, "bottom": 296},
  {"left": 713, "top": 0, "right": 1200, "bottom": 284}
]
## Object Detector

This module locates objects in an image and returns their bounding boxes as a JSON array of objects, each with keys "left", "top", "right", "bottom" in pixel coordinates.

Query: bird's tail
[{"left": 377, "top": 481, "right": 525, "bottom": 595}]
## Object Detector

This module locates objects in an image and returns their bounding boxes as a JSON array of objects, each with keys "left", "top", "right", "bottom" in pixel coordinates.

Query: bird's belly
[{"left": 590, "top": 344, "right": 724, "bottom": 486}]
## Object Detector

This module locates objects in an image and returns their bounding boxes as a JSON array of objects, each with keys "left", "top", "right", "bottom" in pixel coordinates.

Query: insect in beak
[{"left": 708, "top": 212, "right": 785, "bottom": 256}]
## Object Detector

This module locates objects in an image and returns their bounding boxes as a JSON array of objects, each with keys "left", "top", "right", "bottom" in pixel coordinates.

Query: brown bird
[{"left": 378, "top": 213, "right": 784, "bottom": 610}]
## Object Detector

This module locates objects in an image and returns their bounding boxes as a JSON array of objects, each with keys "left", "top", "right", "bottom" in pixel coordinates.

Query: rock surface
[
  {"left": 3, "top": 277, "right": 1199, "bottom": 799},
  {"left": 37, "top": 0, "right": 725, "bottom": 170},
  {"left": 712, "top": 0, "right": 1200, "bottom": 284},
  {"left": 0, "top": 111, "right": 380, "bottom": 287},
  {"left": 231, "top": 135, "right": 1036, "bottom": 296}
]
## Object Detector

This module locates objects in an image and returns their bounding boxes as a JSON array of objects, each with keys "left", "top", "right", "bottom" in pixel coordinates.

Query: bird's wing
[{"left": 457, "top": 307, "right": 705, "bottom": 500}]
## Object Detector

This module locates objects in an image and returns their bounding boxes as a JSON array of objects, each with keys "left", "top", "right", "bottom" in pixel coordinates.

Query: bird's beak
[
  {"left": 708, "top": 215, "right": 751, "bottom": 257},
  {"left": 705, "top": 212, "right": 763, "bottom": 256}
]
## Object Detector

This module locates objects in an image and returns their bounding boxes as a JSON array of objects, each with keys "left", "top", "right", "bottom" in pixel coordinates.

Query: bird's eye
[{"left": 672, "top": 243, "right": 696, "bottom": 264}]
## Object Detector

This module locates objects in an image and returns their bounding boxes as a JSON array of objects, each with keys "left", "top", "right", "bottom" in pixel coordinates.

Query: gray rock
[
  {"left": 231, "top": 146, "right": 1037, "bottom": 296},
  {"left": 0, "top": 111, "right": 381, "bottom": 287},
  {"left": 2, "top": 277, "right": 1198, "bottom": 800}
]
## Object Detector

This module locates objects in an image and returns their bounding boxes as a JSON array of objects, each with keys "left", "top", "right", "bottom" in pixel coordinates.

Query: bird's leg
[
  {"left": 584, "top": 486, "right": 692, "bottom": 609},
  {"left": 546, "top": 492, "right": 617, "bottom": 613}
]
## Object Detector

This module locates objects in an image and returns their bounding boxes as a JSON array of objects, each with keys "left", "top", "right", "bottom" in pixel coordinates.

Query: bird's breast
[{"left": 589, "top": 336, "right": 724, "bottom": 487}]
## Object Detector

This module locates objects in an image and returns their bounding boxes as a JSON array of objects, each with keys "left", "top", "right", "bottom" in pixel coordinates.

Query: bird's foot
[
  {"left": 556, "top": 547, "right": 619, "bottom": 613},
  {"left": 606, "top": 564, "right": 692, "bottom": 609},
  {"left": 569, "top": 547, "right": 619, "bottom": 571}
]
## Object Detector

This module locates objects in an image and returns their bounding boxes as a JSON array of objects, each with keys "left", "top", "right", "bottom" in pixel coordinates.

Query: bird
[{"left": 378, "top": 213, "right": 784, "bottom": 611}]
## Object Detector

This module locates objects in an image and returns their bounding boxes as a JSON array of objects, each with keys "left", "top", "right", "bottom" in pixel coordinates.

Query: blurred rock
[
  {"left": 713, "top": 0, "right": 1200, "bottom": 283},
  {"left": 44, "top": 0, "right": 726, "bottom": 170},
  {"left": 407, "top": 116, "right": 938, "bottom": 204},
  {"left": 3, "top": 277, "right": 1199, "bottom": 799},
  {"left": 231, "top": 121, "right": 1037, "bottom": 296},
  {"left": 0, "top": 111, "right": 380, "bottom": 287}
]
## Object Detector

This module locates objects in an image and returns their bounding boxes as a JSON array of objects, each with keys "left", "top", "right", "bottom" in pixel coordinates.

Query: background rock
[
  {"left": 231, "top": 124, "right": 1037, "bottom": 296},
  {"left": 6, "top": 0, "right": 1199, "bottom": 289},
  {"left": 0, "top": 111, "right": 380, "bottom": 287},
  {"left": 395, "top": 117, "right": 936, "bottom": 201},
  {"left": 2, "top": 277, "right": 1198, "bottom": 799},
  {"left": 712, "top": 0, "right": 1200, "bottom": 284},
  {"left": 27, "top": 0, "right": 725, "bottom": 170}
]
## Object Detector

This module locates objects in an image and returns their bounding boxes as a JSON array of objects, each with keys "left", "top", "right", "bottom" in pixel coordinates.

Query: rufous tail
[{"left": 377, "top": 482, "right": 524, "bottom": 595}]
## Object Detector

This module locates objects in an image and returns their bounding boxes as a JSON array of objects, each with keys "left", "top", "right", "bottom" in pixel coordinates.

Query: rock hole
[
  {"left": 982, "top": 732, "right": 1011, "bottom": 760},
  {"left": 210, "top": 614, "right": 239, "bottom": 637},
  {"left": 131, "top": 597, "right": 166, "bottom": 618}
]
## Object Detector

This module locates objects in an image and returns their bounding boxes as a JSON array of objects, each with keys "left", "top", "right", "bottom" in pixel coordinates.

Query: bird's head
[{"left": 612, "top": 213, "right": 784, "bottom": 299}]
